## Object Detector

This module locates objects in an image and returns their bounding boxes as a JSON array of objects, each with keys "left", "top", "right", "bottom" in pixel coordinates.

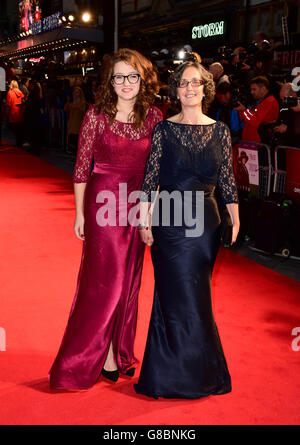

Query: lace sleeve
[
  {"left": 140, "top": 122, "right": 164, "bottom": 202},
  {"left": 217, "top": 123, "right": 239, "bottom": 204},
  {"left": 73, "top": 107, "right": 104, "bottom": 183},
  {"left": 149, "top": 106, "right": 163, "bottom": 128}
]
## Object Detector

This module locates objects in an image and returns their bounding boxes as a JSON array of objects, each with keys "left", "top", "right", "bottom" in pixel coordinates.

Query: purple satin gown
[{"left": 49, "top": 106, "right": 162, "bottom": 389}]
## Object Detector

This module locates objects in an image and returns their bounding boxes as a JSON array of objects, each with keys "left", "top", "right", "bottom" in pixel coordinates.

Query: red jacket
[
  {"left": 239, "top": 95, "right": 279, "bottom": 143},
  {"left": 6, "top": 88, "right": 25, "bottom": 123}
]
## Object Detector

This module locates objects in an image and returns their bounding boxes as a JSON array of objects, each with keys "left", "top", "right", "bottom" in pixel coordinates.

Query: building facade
[
  {"left": 119, "top": 0, "right": 300, "bottom": 61},
  {"left": 1, "top": 0, "right": 300, "bottom": 74},
  {"left": 0, "top": 0, "right": 105, "bottom": 76}
]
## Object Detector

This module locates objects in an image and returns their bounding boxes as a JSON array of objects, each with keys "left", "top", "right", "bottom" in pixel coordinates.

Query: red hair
[{"left": 96, "top": 48, "right": 159, "bottom": 128}]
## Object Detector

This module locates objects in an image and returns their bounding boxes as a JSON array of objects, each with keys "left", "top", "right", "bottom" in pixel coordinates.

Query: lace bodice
[
  {"left": 141, "top": 120, "right": 238, "bottom": 204},
  {"left": 73, "top": 106, "right": 163, "bottom": 183}
]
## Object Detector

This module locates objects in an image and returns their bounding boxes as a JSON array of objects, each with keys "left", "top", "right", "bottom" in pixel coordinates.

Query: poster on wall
[
  {"left": 233, "top": 142, "right": 260, "bottom": 196},
  {"left": 19, "top": 0, "right": 42, "bottom": 32}
]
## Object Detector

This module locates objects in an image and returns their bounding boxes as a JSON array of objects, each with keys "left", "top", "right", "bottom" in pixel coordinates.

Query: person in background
[
  {"left": 24, "top": 79, "right": 43, "bottom": 155},
  {"left": 209, "top": 82, "right": 243, "bottom": 143},
  {"left": 209, "top": 62, "right": 230, "bottom": 87},
  {"left": 80, "top": 77, "right": 98, "bottom": 105},
  {"left": 64, "top": 86, "right": 87, "bottom": 156},
  {"left": 252, "top": 50, "right": 281, "bottom": 99},
  {"left": 19, "top": 77, "right": 30, "bottom": 101},
  {"left": 62, "top": 78, "right": 73, "bottom": 104},
  {"left": 5, "top": 62, "right": 15, "bottom": 84},
  {"left": 234, "top": 76, "right": 279, "bottom": 143},
  {"left": 272, "top": 83, "right": 300, "bottom": 148},
  {"left": 6, "top": 80, "right": 25, "bottom": 147}
]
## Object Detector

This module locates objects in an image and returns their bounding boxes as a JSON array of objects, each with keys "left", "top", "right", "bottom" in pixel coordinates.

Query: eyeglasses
[
  {"left": 178, "top": 79, "right": 205, "bottom": 88},
  {"left": 112, "top": 74, "right": 141, "bottom": 85}
]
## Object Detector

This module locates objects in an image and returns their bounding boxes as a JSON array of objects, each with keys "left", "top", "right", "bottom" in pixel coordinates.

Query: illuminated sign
[
  {"left": 192, "top": 21, "right": 225, "bottom": 39},
  {"left": 19, "top": 0, "right": 42, "bottom": 32},
  {"left": 29, "top": 56, "right": 45, "bottom": 62},
  {"left": 31, "top": 12, "right": 62, "bottom": 35}
]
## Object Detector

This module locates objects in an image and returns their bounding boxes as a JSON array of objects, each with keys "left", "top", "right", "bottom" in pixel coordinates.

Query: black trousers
[{"left": 11, "top": 122, "right": 24, "bottom": 147}]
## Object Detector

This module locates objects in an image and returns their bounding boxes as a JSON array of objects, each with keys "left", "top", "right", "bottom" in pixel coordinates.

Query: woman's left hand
[
  {"left": 231, "top": 223, "right": 240, "bottom": 245},
  {"left": 139, "top": 228, "right": 154, "bottom": 246}
]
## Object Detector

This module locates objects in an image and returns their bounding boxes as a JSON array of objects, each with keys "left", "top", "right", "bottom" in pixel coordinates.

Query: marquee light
[{"left": 192, "top": 21, "right": 225, "bottom": 39}]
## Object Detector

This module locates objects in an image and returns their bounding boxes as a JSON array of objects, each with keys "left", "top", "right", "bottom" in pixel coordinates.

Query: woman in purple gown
[{"left": 49, "top": 49, "right": 162, "bottom": 390}]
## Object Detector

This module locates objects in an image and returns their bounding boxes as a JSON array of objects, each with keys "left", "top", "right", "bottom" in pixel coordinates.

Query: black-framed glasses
[
  {"left": 178, "top": 79, "right": 205, "bottom": 88},
  {"left": 112, "top": 74, "right": 141, "bottom": 85}
]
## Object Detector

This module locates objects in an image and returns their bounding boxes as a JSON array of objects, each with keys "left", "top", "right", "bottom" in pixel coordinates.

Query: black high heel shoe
[
  {"left": 125, "top": 367, "right": 135, "bottom": 377},
  {"left": 101, "top": 368, "right": 119, "bottom": 382}
]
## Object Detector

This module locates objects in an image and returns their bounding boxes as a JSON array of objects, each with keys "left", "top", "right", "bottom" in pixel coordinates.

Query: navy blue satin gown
[{"left": 134, "top": 120, "right": 238, "bottom": 399}]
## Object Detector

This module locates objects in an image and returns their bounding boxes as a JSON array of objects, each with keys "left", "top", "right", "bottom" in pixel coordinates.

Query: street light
[{"left": 82, "top": 12, "right": 91, "bottom": 23}]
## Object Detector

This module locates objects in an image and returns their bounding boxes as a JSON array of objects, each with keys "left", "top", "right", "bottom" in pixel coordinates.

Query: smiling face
[
  {"left": 112, "top": 61, "right": 141, "bottom": 102},
  {"left": 177, "top": 66, "right": 205, "bottom": 109}
]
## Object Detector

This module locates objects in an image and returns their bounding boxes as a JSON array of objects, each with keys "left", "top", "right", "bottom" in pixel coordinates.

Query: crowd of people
[
  {"left": 156, "top": 46, "right": 300, "bottom": 149},
  {"left": 1, "top": 39, "right": 300, "bottom": 156},
  {"left": 0, "top": 75, "right": 97, "bottom": 155}
]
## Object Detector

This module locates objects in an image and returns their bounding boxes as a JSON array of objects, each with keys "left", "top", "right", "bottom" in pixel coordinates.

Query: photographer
[
  {"left": 230, "top": 46, "right": 253, "bottom": 85},
  {"left": 209, "top": 62, "right": 230, "bottom": 87},
  {"left": 271, "top": 83, "right": 300, "bottom": 147},
  {"left": 208, "top": 82, "right": 243, "bottom": 143},
  {"left": 234, "top": 76, "right": 279, "bottom": 143},
  {"left": 252, "top": 49, "right": 281, "bottom": 99}
]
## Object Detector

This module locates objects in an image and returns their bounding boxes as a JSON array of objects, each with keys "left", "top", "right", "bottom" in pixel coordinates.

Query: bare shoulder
[
  {"left": 167, "top": 114, "right": 217, "bottom": 125},
  {"left": 166, "top": 114, "right": 181, "bottom": 123},
  {"left": 203, "top": 117, "right": 217, "bottom": 124}
]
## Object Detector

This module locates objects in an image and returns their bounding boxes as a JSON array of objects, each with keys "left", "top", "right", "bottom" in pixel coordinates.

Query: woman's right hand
[
  {"left": 74, "top": 213, "right": 85, "bottom": 240},
  {"left": 139, "top": 228, "right": 154, "bottom": 246}
]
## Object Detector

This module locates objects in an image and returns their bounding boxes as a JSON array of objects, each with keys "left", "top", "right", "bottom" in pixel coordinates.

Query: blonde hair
[{"left": 9, "top": 80, "right": 19, "bottom": 90}]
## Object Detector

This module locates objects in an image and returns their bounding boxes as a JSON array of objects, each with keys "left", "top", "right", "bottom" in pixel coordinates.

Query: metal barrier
[
  {"left": 233, "top": 140, "right": 272, "bottom": 199},
  {"left": 273, "top": 145, "right": 300, "bottom": 207}
]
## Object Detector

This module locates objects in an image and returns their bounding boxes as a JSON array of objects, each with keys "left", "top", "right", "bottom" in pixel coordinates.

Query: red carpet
[{"left": 0, "top": 145, "right": 300, "bottom": 425}]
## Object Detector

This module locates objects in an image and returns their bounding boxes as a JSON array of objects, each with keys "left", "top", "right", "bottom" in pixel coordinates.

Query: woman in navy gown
[{"left": 134, "top": 60, "right": 239, "bottom": 399}]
